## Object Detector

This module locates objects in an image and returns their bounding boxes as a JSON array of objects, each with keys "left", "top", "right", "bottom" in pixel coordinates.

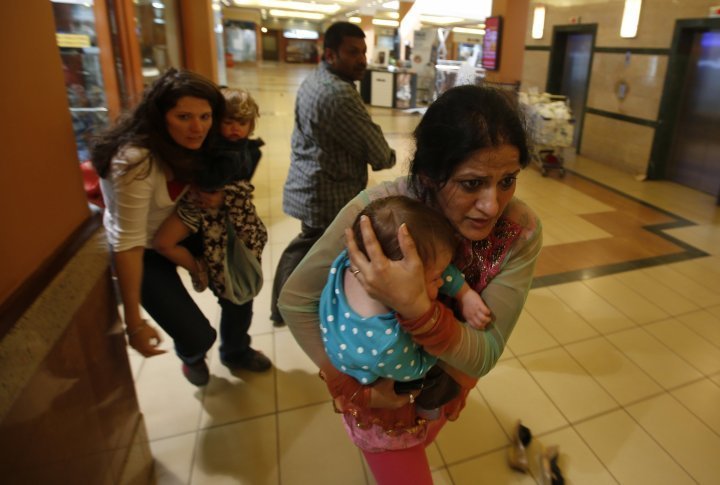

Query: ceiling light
[
  {"left": 268, "top": 9, "right": 324, "bottom": 19},
  {"left": 532, "top": 5, "right": 545, "bottom": 39},
  {"left": 386, "top": 12, "right": 399, "bottom": 19},
  {"left": 349, "top": 16, "right": 362, "bottom": 23},
  {"left": 620, "top": 0, "right": 642, "bottom": 38},
  {"left": 383, "top": 1, "right": 399, "bottom": 8},
  {"left": 452, "top": 27, "right": 485, "bottom": 35},
  {"left": 419, "top": 15, "right": 464, "bottom": 25},
  {"left": 372, "top": 19, "right": 399, "bottom": 27}
]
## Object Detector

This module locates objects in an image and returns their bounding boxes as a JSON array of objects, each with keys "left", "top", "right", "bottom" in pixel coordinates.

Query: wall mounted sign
[{"left": 481, "top": 16, "right": 502, "bottom": 70}]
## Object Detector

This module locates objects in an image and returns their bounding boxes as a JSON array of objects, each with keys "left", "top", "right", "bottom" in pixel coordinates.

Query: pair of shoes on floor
[
  {"left": 222, "top": 349, "right": 272, "bottom": 373},
  {"left": 507, "top": 420, "right": 533, "bottom": 472},
  {"left": 190, "top": 258, "right": 209, "bottom": 292},
  {"left": 507, "top": 420, "right": 565, "bottom": 485},
  {"left": 182, "top": 360, "right": 210, "bottom": 386},
  {"left": 540, "top": 445, "right": 565, "bottom": 485}
]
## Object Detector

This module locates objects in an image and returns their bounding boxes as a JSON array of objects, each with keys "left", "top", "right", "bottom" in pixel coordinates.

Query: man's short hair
[{"left": 323, "top": 22, "right": 365, "bottom": 51}]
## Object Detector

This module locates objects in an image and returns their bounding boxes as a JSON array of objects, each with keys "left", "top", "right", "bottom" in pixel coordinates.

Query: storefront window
[
  {"left": 225, "top": 21, "right": 257, "bottom": 63},
  {"left": 213, "top": 0, "right": 227, "bottom": 86},
  {"left": 51, "top": 0, "right": 110, "bottom": 161},
  {"left": 134, "top": 0, "right": 181, "bottom": 85}
]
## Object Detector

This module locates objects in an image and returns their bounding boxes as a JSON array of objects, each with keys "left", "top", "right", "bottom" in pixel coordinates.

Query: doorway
[
  {"left": 665, "top": 23, "right": 720, "bottom": 200},
  {"left": 546, "top": 24, "right": 597, "bottom": 149},
  {"left": 262, "top": 30, "right": 280, "bottom": 61},
  {"left": 650, "top": 18, "right": 720, "bottom": 202}
]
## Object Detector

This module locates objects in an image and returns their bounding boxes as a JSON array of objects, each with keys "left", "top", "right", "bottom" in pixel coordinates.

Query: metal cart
[{"left": 521, "top": 94, "right": 574, "bottom": 177}]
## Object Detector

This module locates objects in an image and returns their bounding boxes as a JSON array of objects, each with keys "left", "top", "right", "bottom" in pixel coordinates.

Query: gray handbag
[{"left": 223, "top": 223, "right": 263, "bottom": 305}]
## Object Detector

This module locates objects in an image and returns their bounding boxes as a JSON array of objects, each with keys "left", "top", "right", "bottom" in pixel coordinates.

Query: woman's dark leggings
[{"left": 140, "top": 248, "right": 253, "bottom": 365}]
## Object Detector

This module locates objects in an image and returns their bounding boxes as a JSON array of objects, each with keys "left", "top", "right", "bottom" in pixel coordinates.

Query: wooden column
[
  {"left": 114, "top": 0, "right": 145, "bottom": 106},
  {"left": 398, "top": 0, "right": 413, "bottom": 61},
  {"left": 180, "top": 0, "right": 219, "bottom": 82},
  {"left": 360, "top": 15, "right": 376, "bottom": 63},
  {"left": 485, "top": 0, "right": 530, "bottom": 84},
  {"left": 0, "top": 2, "right": 152, "bottom": 483}
]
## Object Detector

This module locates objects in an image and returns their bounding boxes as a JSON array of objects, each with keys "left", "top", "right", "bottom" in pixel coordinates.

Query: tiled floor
[{"left": 128, "top": 62, "right": 720, "bottom": 484}]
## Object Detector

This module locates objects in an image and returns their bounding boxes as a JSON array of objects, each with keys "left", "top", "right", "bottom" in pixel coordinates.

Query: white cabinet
[{"left": 370, "top": 71, "right": 394, "bottom": 108}]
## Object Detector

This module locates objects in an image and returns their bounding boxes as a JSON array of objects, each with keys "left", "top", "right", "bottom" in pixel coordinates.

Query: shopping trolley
[{"left": 520, "top": 93, "right": 574, "bottom": 177}]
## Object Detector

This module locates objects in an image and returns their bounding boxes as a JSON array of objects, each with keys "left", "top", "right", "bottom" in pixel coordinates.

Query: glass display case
[
  {"left": 134, "top": 0, "right": 182, "bottom": 85},
  {"left": 52, "top": 0, "right": 110, "bottom": 161}
]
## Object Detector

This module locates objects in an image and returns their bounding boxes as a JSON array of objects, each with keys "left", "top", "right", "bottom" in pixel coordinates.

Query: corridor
[{"left": 130, "top": 62, "right": 720, "bottom": 485}]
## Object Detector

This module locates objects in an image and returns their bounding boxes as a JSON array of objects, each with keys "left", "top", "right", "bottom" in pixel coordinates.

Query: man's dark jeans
[{"left": 270, "top": 223, "right": 325, "bottom": 323}]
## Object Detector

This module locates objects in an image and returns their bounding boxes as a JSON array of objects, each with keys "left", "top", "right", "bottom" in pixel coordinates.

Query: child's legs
[
  {"left": 356, "top": 416, "right": 447, "bottom": 485},
  {"left": 362, "top": 445, "right": 433, "bottom": 485},
  {"left": 217, "top": 297, "right": 253, "bottom": 363}
]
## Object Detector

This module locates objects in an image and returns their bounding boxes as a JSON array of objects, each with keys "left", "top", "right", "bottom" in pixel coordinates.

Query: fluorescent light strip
[
  {"left": 419, "top": 15, "right": 464, "bottom": 25},
  {"left": 234, "top": 0, "right": 339, "bottom": 14},
  {"left": 452, "top": 27, "right": 485, "bottom": 35},
  {"left": 349, "top": 16, "right": 362, "bottom": 23},
  {"left": 383, "top": 1, "right": 399, "bottom": 8},
  {"left": 372, "top": 19, "right": 399, "bottom": 27},
  {"left": 268, "top": 8, "right": 325, "bottom": 19}
]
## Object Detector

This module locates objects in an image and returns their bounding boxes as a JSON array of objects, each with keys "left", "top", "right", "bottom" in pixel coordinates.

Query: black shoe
[
  {"left": 508, "top": 420, "right": 532, "bottom": 472},
  {"left": 270, "top": 313, "right": 285, "bottom": 327},
  {"left": 182, "top": 360, "right": 210, "bottom": 386},
  {"left": 223, "top": 349, "right": 272, "bottom": 373}
]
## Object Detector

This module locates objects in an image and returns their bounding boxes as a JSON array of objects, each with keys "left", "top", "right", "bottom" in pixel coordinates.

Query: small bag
[{"left": 222, "top": 223, "right": 263, "bottom": 305}]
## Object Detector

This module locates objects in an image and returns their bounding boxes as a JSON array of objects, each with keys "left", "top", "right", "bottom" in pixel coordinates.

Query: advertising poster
[{"left": 481, "top": 16, "right": 502, "bottom": 70}]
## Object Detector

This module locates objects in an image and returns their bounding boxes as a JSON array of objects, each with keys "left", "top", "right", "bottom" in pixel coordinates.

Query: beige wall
[
  {"left": 522, "top": 0, "right": 718, "bottom": 174},
  {"left": 521, "top": 50, "right": 550, "bottom": 92},
  {"left": 587, "top": 52, "right": 668, "bottom": 120}
]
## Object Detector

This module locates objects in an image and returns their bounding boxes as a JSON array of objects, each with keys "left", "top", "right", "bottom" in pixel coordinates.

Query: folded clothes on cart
[{"left": 519, "top": 92, "right": 575, "bottom": 147}]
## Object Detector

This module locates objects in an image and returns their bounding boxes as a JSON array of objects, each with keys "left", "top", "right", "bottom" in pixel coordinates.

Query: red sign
[{"left": 481, "top": 16, "right": 502, "bottom": 70}]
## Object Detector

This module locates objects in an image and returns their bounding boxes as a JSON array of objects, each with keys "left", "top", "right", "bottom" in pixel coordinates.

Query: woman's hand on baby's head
[{"left": 345, "top": 217, "right": 431, "bottom": 320}]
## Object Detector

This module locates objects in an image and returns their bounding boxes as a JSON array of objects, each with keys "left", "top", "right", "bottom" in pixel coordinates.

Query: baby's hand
[
  {"left": 459, "top": 287, "right": 492, "bottom": 330},
  {"left": 196, "top": 190, "right": 224, "bottom": 210}
]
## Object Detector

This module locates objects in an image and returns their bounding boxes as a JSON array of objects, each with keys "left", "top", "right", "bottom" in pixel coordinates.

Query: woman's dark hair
[
  {"left": 323, "top": 21, "right": 365, "bottom": 52},
  {"left": 353, "top": 196, "right": 458, "bottom": 265},
  {"left": 408, "top": 85, "right": 530, "bottom": 202},
  {"left": 91, "top": 68, "right": 225, "bottom": 181}
]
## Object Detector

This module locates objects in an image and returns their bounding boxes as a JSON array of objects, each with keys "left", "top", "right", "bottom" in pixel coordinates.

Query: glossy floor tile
[{"left": 128, "top": 62, "right": 720, "bottom": 484}]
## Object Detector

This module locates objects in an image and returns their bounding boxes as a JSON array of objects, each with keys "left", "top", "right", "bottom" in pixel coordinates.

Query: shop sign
[
  {"left": 56, "top": 33, "right": 91, "bottom": 48},
  {"left": 710, "top": 5, "right": 720, "bottom": 17}
]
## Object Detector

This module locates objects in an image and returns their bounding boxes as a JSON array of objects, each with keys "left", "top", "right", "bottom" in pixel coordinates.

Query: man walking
[{"left": 271, "top": 21, "right": 396, "bottom": 326}]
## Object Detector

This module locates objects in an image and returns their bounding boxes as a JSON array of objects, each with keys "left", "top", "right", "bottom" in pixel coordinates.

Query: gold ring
[
  {"left": 351, "top": 268, "right": 361, "bottom": 276},
  {"left": 408, "top": 393, "right": 415, "bottom": 404}
]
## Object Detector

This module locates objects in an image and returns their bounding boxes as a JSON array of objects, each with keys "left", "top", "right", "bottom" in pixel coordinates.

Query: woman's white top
[{"left": 100, "top": 146, "right": 185, "bottom": 252}]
